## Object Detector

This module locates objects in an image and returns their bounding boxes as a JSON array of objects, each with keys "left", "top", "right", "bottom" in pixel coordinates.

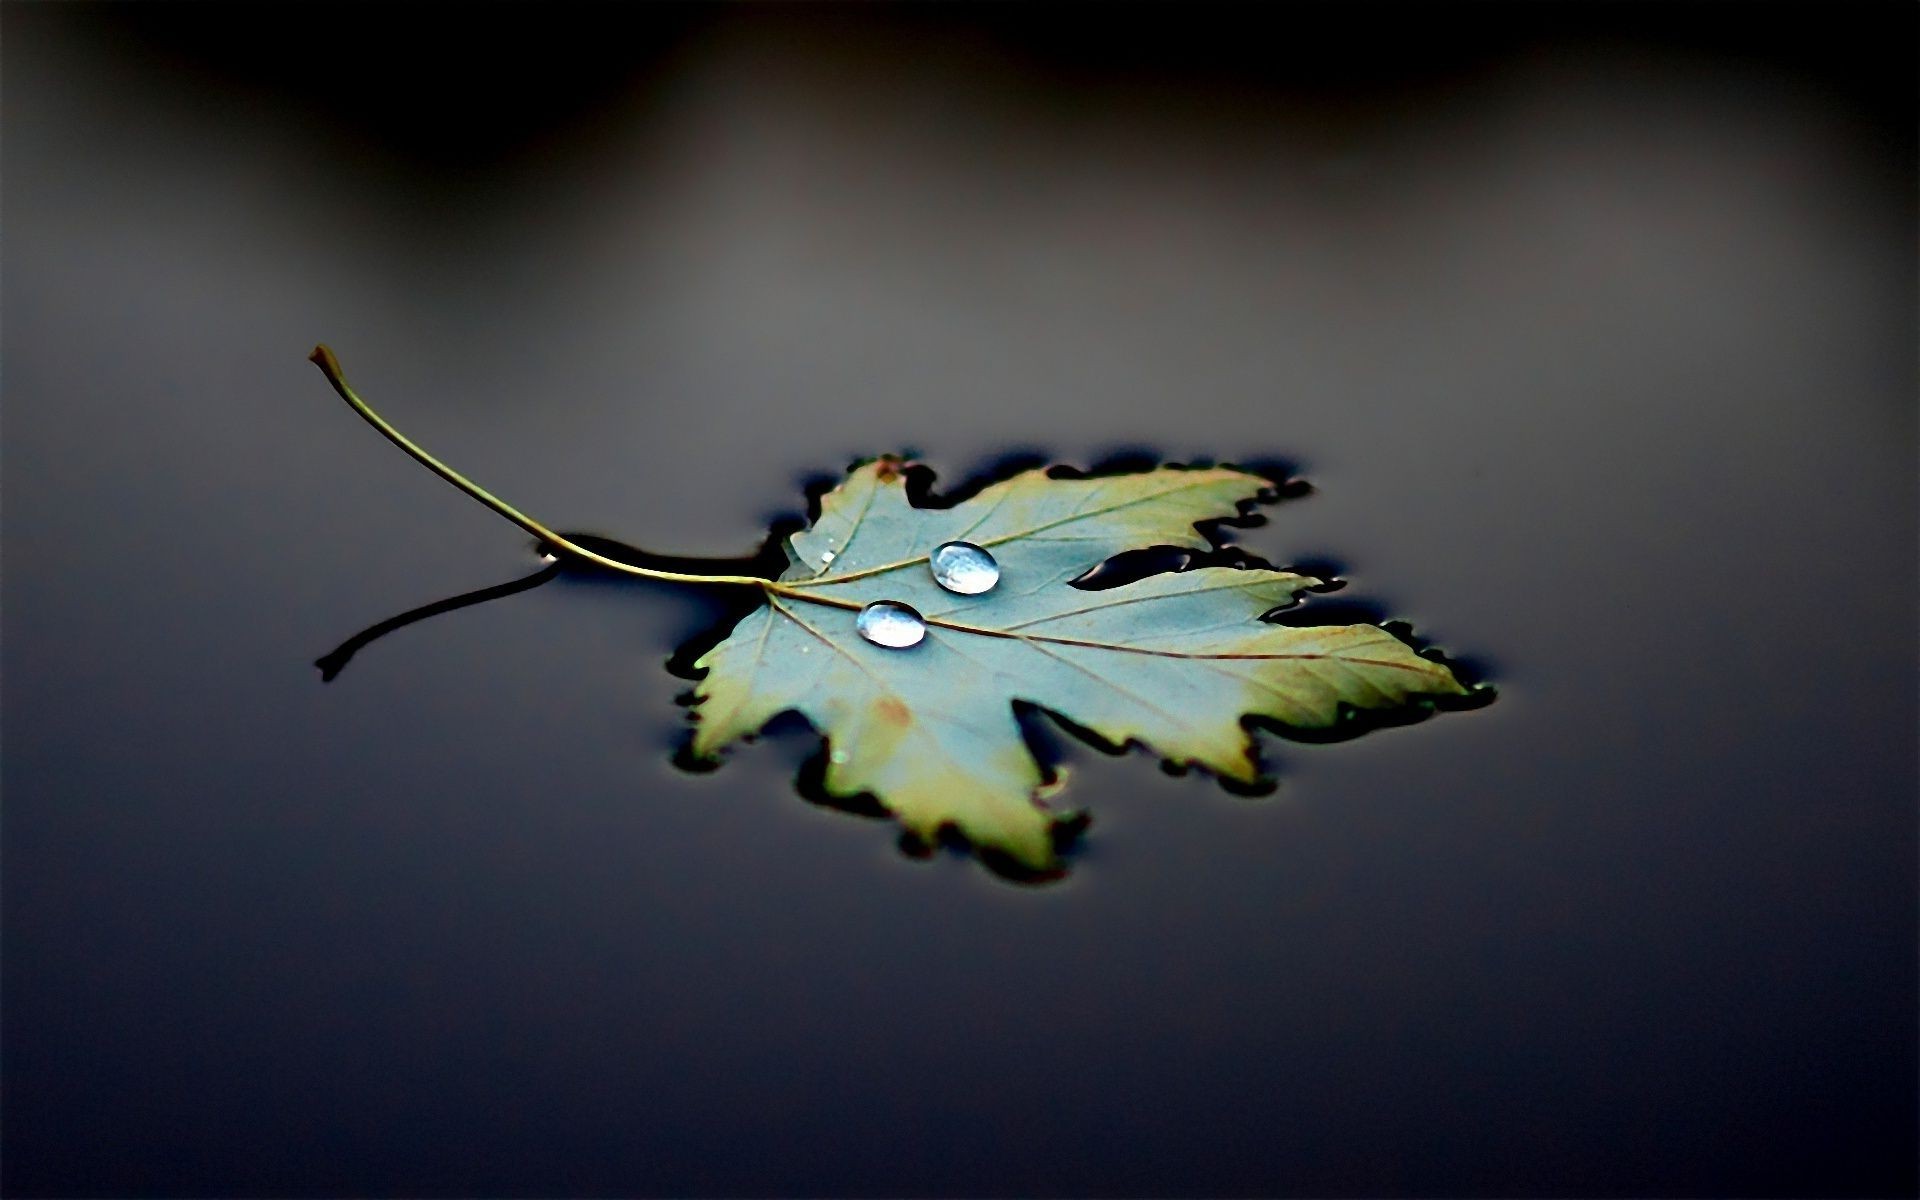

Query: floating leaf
[
  {"left": 308, "top": 347, "right": 1476, "bottom": 880},
  {"left": 690, "top": 459, "right": 1468, "bottom": 872}
]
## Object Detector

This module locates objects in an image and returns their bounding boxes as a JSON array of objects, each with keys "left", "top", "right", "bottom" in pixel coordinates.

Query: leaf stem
[{"left": 309, "top": 344, "right": 774, "bottom": 590}]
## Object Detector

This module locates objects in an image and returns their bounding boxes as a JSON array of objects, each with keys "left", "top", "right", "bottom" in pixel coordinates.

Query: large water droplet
[
  {"left": 930, "top": 541, "right": 1000, "bottom": 595},
  {"left": 855, "top": 600, "right": 927, "bottom": 648}
]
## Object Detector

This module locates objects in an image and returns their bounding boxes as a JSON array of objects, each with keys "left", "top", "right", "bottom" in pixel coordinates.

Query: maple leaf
[
  {"left": 308, "top": 347, "right": 1475, "bottom": 879},
  {"left": 690, "top": 459, "right": 1468, "bottom": 872}
]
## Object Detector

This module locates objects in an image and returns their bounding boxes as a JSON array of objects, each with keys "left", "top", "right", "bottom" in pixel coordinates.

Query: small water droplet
[
  {"left": 855, "top": 600, "right": 926, "bottom": 648},
  {"left": 930, "top": 541, "right": 1000, "bottom": 594},
  {"left": 830, "top": 748, "right": 849, "bottom": 765},
  {"left": 820, "top": 550, "right": 836, "bottom": 564}
]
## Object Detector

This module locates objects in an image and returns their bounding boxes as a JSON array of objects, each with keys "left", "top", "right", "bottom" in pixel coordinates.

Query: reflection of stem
[
  {"left": 316, "top": 563, "right": 561, "bottom": 682},
  {"left": 310, "top": 345, "right": 775, "bottom": 589}
]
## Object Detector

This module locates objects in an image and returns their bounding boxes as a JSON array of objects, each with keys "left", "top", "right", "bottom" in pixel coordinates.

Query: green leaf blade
[
  {"left": 784, "top": 460, "right": 1270, "bottom": 589},
  {"left": 691, "top": 462, "right": 1471, "bottom": 872}
]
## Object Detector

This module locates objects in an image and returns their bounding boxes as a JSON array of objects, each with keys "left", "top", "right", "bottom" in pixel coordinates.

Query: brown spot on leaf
[{"left": 873, "top": 696, "right": 912, "bottom": 728}]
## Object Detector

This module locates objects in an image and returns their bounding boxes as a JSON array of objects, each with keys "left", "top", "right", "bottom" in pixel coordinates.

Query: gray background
[{"left": 5, "top": 5, "right": 1914, "bottom": 1195}]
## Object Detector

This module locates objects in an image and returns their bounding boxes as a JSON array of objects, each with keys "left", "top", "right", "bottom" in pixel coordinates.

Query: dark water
[{"left": 5, "top": 6, "right": 1915, "bottom": 1196}]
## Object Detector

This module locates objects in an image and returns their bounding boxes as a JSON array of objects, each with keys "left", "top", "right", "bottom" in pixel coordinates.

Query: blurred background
[{"left": 4, "top": 4, "right": 1914, "bottom": 1196}]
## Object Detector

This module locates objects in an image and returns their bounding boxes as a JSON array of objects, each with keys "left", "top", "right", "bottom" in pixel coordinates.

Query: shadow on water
[
  {"left": 315, "top": 453, "right": 1489, "bottom": 883},
  {"left": 314, "top": 529, "right": 792, "bottom": 683},
  {"left": 314, "top": 563, "right": 563, "bottom": 682}
]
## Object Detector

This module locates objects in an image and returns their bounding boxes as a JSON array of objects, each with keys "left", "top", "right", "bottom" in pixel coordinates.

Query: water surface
[{"left": 4, "top": 6, "right": 1914, "bottom": 1196}]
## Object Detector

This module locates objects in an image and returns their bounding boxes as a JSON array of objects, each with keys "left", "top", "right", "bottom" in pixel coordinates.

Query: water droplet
[
  {"left": 829, "top": 748, "right": 849, "bottom": 765},
  {"left": 855, "top": 600, "right": 926, "bottom": 649},
  {"left": 820, "top": 550, "right": 836, "bottom": 564},
  {"left": 930, "top": 541, "right": 1000, "bottom": 594}
]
